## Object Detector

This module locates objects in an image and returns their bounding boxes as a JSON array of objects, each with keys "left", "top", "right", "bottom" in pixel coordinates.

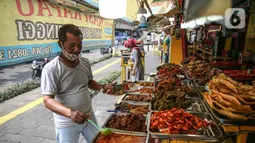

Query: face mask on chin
[
  {"left": 62, "top": 49, "right": 78, "bottom": 61},
  {"left": 60, "top": 42, "right": 79, "bottom": 62}
]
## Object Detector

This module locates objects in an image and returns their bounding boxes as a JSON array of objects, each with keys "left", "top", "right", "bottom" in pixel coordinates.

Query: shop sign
[
  {"left": 208, "top": 25, "right": 222, "bottom": 32},
  {"left": 54, "top": 0, "right": 95, "bottom": 12},
  {"left": 0, "top": 0, "right": 113, "bottom": 67}
]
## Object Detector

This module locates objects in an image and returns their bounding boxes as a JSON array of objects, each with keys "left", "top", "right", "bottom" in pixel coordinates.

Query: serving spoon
[{"left": 86, "top": 119, "right": 112, "bottom": 136}]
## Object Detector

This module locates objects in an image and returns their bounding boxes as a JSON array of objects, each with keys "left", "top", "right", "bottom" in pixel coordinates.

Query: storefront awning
[
  {"left": 143, "top": 0, "right": 179, "bottom": 31},
  {"left": 149, "top": 0, "right": 179, "bottom": 17},
  {"left": 183, "top": 0, "right": 232, "bottom": 22}
]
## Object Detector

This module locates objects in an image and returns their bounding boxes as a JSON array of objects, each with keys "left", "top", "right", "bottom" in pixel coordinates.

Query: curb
[{"left": 0, "top": 54, "right": 113, "bottom": 103}]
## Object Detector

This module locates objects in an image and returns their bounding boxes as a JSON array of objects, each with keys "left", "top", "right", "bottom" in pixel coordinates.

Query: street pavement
[
  {"left": 0, "top": 47, "right": 160, "bottom": 143},
  {"left": 0, "top": 48, "right": 116, "bottom": 92}
]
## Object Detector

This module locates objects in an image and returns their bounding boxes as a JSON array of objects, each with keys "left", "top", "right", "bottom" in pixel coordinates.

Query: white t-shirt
[{"left": 41, "top": 56, "right": 93, "bottom": 128}]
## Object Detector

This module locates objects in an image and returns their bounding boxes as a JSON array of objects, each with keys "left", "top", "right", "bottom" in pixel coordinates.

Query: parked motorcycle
[
  {"left": 100, "top": 47, "right": 112, "bottom": 55},
  {"left": 31, "top": 58, "right": 48, "bottom": 79}
]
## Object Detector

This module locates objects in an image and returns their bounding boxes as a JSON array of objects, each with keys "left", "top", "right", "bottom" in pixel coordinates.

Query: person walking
[
  {"left": 41, "top": 24, "right": 115, "bottom": 143},
  {"left": 114, "top": 38, "right": 118, "bottom": 53},
  {"left": 31, "top": 60, "right": 40, "bottom": 79},
  {"left": 124, "top": 38, "right": 144, "bottom": 81}
]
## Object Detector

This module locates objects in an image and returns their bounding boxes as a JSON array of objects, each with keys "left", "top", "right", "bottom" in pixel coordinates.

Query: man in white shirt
[{"left": 41, "top": 24, "right": 115, "bottom": 143}]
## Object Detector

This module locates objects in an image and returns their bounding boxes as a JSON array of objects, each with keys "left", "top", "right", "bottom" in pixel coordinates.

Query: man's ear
[{"left": 58, "top": 41, "right": 63, "bottom": 49}]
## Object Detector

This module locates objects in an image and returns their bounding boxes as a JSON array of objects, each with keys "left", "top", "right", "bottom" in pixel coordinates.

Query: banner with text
[{"left": 0, "top": 0, "right": 113, "bottom": 66}]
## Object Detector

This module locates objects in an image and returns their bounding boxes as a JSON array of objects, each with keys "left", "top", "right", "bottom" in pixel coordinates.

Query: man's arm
[
  {"left": 88, "top": 79, "right": 117, "bottom": 91},
  {"left": 88, "top": 79, "right": 103, "bottom": 91},
  {"left": 43, "top": 95, "right": 71, "bottom": 118},
  {"left": 43, "top": 95, "right": 88, "bottom": 124},
  {"left": 41, "top": 68, "right": 88, "bottom": 124}
]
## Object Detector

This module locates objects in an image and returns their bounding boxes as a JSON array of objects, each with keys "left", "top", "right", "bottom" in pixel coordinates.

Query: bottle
[
  {"left": 238, "top": 53, "right": 243, "bottom": 64},
  {"left": 247, "top": 69, "right": 251, "bottom": 74}
]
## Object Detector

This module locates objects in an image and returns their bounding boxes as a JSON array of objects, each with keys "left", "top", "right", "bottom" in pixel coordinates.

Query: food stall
[
  {"left": 91, "top": 56, "right": 255, "bottom": 143},
  {"left": 91, "top": 62, "right": 225, "bottom": 143},
  {"left": 92, "top": 0, "right": 255, "bottom": 142},
  {"left": 181, "top": 0, "right": 255, "bottom": 84},
  {"left": 182, "top": 57, "right": 255, "bottom": 143}
]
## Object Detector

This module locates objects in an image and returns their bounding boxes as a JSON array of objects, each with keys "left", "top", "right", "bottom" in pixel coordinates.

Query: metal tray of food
[
  {"left": 124, "top": 80, "right": 155, "bottom": 87},
  {"left": 103, "top": 113, "right": 147, "bottom": 136},
  {"left": 147, "top": 134, "right": 180, "bottom": 143},
  {"left": 202, "top": 97, "right": 255, "bottom": 126},
  {"left": 192, "top": 81, "right": 207, "bottom": 98},
  {"left": 114, "top": 102, "right": 150, "bottom": 115},
  {"left": 150, "top": 97, "right": 208, "bottom": 113},
  {"left": 121, "top": 93, "right": 153, "bottom": 104},
  {"left": 124, "top": 86, "right": 155, "bottom": 94},
  {"left": 180, "top": 79, "right": 192, "bottom": 86},
  {"left": 91, "top": 131, "right": 147, "bottom": 143},
  {"left": 182, "top": 80, "right": 202, "bottom": 98},
  {"left": 184, "top": 70, "right": 193, "bottom": 80},
  {"left": 193, "top": 79, "right": 208, "bottom": 90},
  {"left": 147, "top": 111, "right": 225, "bottom": 142}
]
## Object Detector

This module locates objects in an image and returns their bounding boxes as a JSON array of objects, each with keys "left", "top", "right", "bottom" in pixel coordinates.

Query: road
[{"left": 0, "top": 48, "right": 112, "bottom": 91}]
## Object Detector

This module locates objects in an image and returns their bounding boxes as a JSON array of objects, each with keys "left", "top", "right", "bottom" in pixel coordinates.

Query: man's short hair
[{"left": 58, "top": 24, "right": 83, "bottom": 43}]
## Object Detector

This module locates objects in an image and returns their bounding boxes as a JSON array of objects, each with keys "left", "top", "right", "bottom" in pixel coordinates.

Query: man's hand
[
  {"left": 102, "top": 82, "right": 117, "bottom": 93},
  {"left": 69, "top": 110, "right": 90, "bottom": 124},
  {"left": 104, "top": 82, "right": 117, "bottom": 89}
]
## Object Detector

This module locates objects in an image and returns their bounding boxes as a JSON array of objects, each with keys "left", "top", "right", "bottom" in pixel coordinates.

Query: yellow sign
[{"left": 0, "top": 0, "right": 113, "bottom": 66}]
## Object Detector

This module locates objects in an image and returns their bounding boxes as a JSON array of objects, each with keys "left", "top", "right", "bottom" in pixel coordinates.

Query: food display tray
[
  {"left": 180, "top": 79, "right": 202, "bottom": 98},
  {"left": 102, "top": 113, "right": 147, "bottom": 136},
  {"left": 193, "top": 79, "right": 207, "bottom": 92},
  {"left": 115, "top": 101, "right": 150, "bottom": 108},
  {"left": 124, "top": 86, "right": 155, "bottom": 94},
  {"left": 180, "top": 79, "right": 192, "bottom": 86},
  {"left": 149, "top": 97, "right": 208, "bottom": 113},
  {"left": 151, "top": 80, "right": 201, "bottom": 99},
  {"left": 192, "top": 81, "right": 207, "bottom": 98},
  {"left": 91, "top": 131, "right": 147, "bottom": 143},
  {"left": 114, "top": 102, "right": 150, "bottom": 115},
  {"left": 202, "top": 96, "right": 255, "bottom": 126},
  {"left": 185, "top": 70, "right": 193, "bottom": 80},
  {"left": 147, "top": 111, "right": 225, "bottom": 142},
  {"left": 184, "top": 70, "right": 207, "bottom": 92},
  {"left": 124, "top": 80, "right": 155, "bottom": 87},
  {"left": 121, "top": 93, "right": 153, "bottom": 104}
]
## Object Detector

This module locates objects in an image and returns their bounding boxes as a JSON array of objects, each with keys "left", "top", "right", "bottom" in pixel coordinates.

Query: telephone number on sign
[{"left": 0, "top": 46, "right": 53, "bottom": 61}]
